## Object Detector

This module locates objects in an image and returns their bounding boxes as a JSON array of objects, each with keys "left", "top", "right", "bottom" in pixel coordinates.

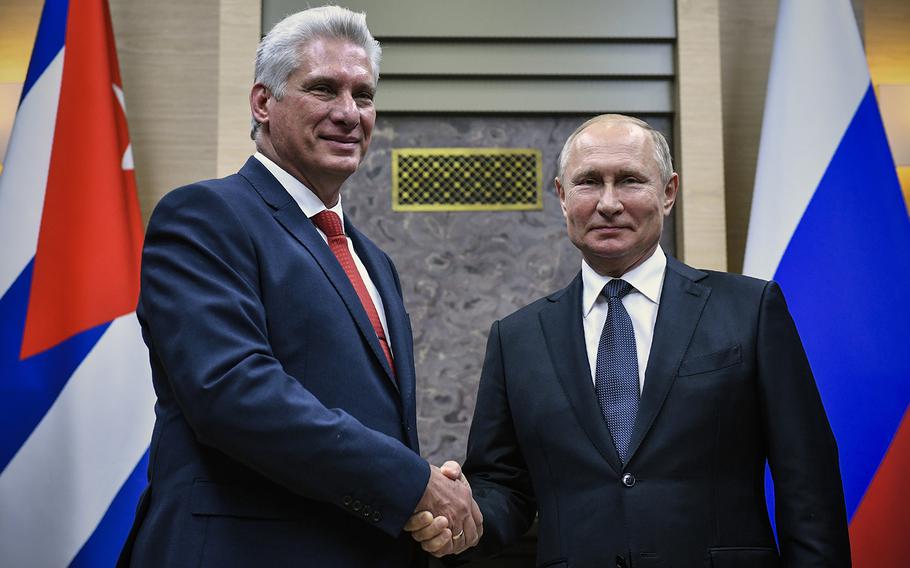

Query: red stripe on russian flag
[
  {"left": 849, "top": 407, "right": 910, "bottom": 565},
  {"left": 20, "top": 0, "right": 143, "bottom": 360}
]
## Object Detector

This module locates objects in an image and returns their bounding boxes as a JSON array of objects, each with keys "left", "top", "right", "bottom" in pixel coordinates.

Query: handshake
[{"left": 405, "top": 461, "right": 484, "bottom": 558}]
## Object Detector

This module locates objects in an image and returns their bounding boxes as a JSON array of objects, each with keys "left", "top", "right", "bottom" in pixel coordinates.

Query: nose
[
  {"left": 596, "top": 185, "right": 624, "bottom": 216},
  {"left": 330, "top": 91, "right": 359, "bottom": 127}
]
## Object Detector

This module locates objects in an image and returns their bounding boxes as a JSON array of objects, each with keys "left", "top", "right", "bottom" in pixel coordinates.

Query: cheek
[{"left": 361, "top": 109, "right": 376, "bottom": 130}]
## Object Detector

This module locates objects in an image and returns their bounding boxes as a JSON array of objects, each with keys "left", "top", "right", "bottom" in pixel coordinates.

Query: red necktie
[{"left": 311, "top": 210, "right": 395, "bottom": 376}]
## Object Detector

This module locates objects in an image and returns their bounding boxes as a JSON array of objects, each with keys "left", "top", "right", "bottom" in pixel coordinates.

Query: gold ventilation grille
[{"left": 392, "top": 148, "right": 543, "bottom": 212}]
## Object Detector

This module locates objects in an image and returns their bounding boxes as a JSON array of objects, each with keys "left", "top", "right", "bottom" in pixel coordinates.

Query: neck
[
  {"left": 255, "top": 140, "right": 344, "bottom": 207},
  {"left": 586, "top": 242, "right": 659, "bottom": 278}
]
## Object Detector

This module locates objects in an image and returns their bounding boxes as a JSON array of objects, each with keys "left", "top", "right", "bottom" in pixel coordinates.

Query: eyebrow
[
  {"left": 302, "top": 73, "right": 375, "bottom": 91},
  {"left": 571, "top": 168, "right": 601, "bottom": 182}
]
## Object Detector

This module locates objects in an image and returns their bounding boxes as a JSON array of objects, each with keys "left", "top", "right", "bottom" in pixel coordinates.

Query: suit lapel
[
  {"left": 239, "top": 158, "right": 399, "bottom": 394},
  {"left": 539, "top": 275, "right": 624, "bottom": 475},
  {"left": 626, "top": 257, "right": 710, "bottom": 461}
]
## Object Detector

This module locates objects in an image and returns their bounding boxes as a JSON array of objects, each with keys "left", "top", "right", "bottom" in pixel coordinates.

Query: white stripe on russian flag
[{"left": 743, "top": 0, "right": 870, "bottom": 280}]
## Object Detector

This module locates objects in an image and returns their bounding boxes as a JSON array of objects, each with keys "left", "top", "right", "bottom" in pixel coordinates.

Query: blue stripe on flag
[
  {"left": 774, "top": 85, "right": 910, "bottom": 519},
  {"left": 21, "top": 0, "right": 69, "bottom": 105},
  {"left": 0, "top": 259, "right": 107, "bottom": 472},
  {"left": 69, "top": 449, "right": 149, "bottom": 568}
]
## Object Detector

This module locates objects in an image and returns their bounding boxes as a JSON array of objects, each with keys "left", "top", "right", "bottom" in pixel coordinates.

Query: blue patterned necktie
[{"left": 595, "top": 279, "right": 639, "bottom": 464}]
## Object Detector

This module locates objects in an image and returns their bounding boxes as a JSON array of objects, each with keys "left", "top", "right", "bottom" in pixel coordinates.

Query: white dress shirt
[
  {"left": 581, "top": 246, "right": 667, "bottom": 393},
  {"left": 253, "top": 152, "right": 392, "bottom": 348}
]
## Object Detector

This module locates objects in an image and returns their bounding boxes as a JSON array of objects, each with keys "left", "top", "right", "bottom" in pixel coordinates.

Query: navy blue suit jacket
[
  {"left": 463, "top": 257, "right": 851, "bottom": 568},
  {"left": 119, "top": 158, "right": 430, "bottom": 567}
]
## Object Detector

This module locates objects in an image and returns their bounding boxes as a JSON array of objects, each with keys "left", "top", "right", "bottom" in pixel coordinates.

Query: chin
[{"left": 321, "top": 160, "right": 360, "bottom": 176}]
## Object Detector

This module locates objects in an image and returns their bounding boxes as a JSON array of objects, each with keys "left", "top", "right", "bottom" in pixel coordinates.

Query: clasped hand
[{"left": 406, "top": 461, "right": 483, "bottom": 557}]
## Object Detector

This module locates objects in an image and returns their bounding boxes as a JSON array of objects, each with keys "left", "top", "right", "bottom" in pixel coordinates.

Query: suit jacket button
[
  {"left": 362, "top": 505, "right": 372, "bottom": 517},
  {"left": 621, "top": 473, "right": 636, "bottom": 487},
  {"left": 353, "top": 500, "right": 362, "bottom": 511},
  {"left": 342, "top": 495, "right": 352, "bottom": 507},
  {"left": 372, "top": 511, "right": 382, "bottom": 523}
]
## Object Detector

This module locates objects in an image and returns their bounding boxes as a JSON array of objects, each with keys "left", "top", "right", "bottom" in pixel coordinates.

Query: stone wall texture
[{"left": 343, "top": 115, "right": 673, "bottom": 465}]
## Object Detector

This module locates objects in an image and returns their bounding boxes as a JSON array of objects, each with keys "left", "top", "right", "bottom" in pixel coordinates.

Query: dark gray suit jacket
[{"left": 463, "top": 256, "right": 850, "bottom": 568}]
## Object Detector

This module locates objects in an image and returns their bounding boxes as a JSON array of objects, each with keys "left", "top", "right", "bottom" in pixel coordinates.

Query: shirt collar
[
  {"left": 581, "top": 246, "right": 667, "bottom": 318},
  {"left": 253, "top": 152, "right": 345, "bottom": 223}
]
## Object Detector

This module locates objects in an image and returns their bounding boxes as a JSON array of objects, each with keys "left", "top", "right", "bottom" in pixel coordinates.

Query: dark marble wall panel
[{"left": 343, "top": 115, "right": 672, "bottom": 465}]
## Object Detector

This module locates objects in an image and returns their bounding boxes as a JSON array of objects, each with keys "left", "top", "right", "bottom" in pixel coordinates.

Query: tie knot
[
  {"left": 603, "top": 279, "right": 634, "bottom": 299},
  {"left": 311, "top": 210, "right": 344, "bottom": 238}
]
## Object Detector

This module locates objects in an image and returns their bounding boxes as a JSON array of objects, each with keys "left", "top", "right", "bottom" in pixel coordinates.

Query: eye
[
  {"left": 307, "top": 84, "right": 333, "bottom": 96},
  {"left": 355, "top": 90, "right": 375, "bottom": 106},
  {"left": 573, "top": 176, "right": 598, "bottom": 187}
]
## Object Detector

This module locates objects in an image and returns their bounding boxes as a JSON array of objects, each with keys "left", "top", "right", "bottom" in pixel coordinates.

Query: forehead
[
  {"left": 566, "top": 122, "right": 656, "bottom": 172},
  {"left": 294, "top": 37, "right": 375, "bottom": 84}
]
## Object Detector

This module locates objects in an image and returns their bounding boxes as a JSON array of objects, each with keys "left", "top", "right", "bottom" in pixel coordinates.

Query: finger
[
  {"left": 457, "top": 517, "right": 478, "bottom": 554},
  {"left": 421, "top": 528, "right": 453, "bottom": 555},
  {"left": 404, "top": 510, "right": 434, "bottom": 532},
  {"left": 439, "top": 460, "right": 462, "bottom": 480},
  {"left": 470, "top": 499, "right": 484, "bottom": 545},
  {"left": 470, "top": 497, "right": 483, "bottom": 525},
  {"left": 411, "top": 516, "right": 449, "bottom": 542}
]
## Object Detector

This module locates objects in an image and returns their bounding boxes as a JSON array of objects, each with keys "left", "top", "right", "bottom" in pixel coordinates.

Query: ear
[
  {"left": 662, "top": 172, "right": 679, "bottom": 215},
  {"left": 250, "top": 83, "right": 271, "bottom": 125},
  {"left": 555, "top": 177, "right": 569, "bottom": 219}
]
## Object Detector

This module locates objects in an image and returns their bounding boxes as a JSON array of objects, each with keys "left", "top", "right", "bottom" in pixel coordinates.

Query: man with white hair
[{"left": 118, "top": 7, "right": 479, "bottom": 566}]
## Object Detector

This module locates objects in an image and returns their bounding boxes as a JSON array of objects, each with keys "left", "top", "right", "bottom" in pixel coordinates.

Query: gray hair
[
  {"left": 251, "top": 5, "right": 381, "bottom": 139},
  {"left": 557, "top": 114, "right": 674, "bottom": 186}
]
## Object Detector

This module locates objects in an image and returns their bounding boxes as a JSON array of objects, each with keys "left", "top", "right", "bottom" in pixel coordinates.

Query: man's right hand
[{"left": 407, "top": 461, "right": 483, "bottom": 557}]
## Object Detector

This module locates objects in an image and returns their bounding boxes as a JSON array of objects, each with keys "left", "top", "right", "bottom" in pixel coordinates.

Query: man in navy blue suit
[{"left": 118, "top": 6, "right": 480, "bottom": 567}]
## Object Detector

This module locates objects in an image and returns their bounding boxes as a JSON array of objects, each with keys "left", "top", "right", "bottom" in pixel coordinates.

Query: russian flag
[
  {"left": 0, "top": 0, "right": 155, "bottom": 565},
  {"left": 744, "top": 0, "right": 910, "bottom": 564}
]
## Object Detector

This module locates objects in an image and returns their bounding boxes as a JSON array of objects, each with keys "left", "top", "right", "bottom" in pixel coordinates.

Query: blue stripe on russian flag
[
  {"left": 774, "top": 85, "right": 910, "bottom": 518},
  {"left": 70, "top": 449, "right": 149, "bottom": 568},
  {"left": 0, "top": 259, "right": 107, "bottom": 472},
  {"left": 21, "top": 0, "right": 69, "bottom": 105}
]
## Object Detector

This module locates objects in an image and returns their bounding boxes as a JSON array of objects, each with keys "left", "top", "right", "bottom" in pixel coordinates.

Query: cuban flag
[
  {"left": 744, "top": 0, "right": 910, "bottom": 563},
  {"left": 0, "top": 0, "right": 155, "bottom": 565}
]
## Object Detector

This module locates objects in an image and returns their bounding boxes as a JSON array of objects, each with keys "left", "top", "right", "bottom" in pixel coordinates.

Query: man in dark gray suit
[{"left": 407, "top": 114, "right": 851, "bottom": 567}]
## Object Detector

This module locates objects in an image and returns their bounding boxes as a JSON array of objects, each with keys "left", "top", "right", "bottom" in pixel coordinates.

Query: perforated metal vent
[{"left": 392, "top": 148, "right": 542, "bottom": 212}]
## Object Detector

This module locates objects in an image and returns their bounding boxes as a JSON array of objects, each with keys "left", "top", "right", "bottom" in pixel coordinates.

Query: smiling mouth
[{"left": 322, "top": 136, "right": 360, "bottom": 144}]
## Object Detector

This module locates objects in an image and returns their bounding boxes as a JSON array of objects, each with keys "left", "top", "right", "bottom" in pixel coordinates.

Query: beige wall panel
[
  {"left": 675, "top": 0, "right": 727, "bottom": 270},
  {"left": 381, "top": 41, "right": 674, "bottom": 77},
  {"left": 718, "top": 0, "right": 777, "bottom": 273},
  {"left": 377, "top": 79, "right": 673, "bottom": 114},
  {"left": 111, "top": 0, "right": 220, "bottom": 222},
  {"left": 866, "top": 0, "right": 910, "bottom": 84},
  {"left": 0, "top": 0, "right": 42, "bottom": 171},
  {"left": 0, "top": 0, "right": 42, "bottom": 83},
  {"left": 217, "top": 0, "right": 259, "bottom": 177},
  {"left": 110, "top": 0, "right": 259, "bottom": 222},
  {"left": 264, "top": 0, "right": 676, "bottom": 39},
  {"left": 866, "top": 0, "right": 910, "bottom": 208}
]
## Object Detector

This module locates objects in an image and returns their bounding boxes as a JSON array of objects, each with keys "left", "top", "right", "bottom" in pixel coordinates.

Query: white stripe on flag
[
  {"left": 0, "top": 313, "right": 155, "bottom": 566},
  {"left": 0, "top": 50, "right": 64, "bottom": 295},
  {"left": 743, "top": 0, "right": 869, "bottom": 279}
]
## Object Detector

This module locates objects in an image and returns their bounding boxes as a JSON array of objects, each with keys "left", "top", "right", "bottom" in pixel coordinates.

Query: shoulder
[
  {"left": 497, "top": 275, "right": 580, "bottom": 329},
  {"left": 153, "top": 173, "right": 255, "bottom": 216},
  {"left": 148, "top": 172, "right": 267, "bottom": 238},
  {"left": 668, "top": 256, "right": 772, "bottom": 297}
]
